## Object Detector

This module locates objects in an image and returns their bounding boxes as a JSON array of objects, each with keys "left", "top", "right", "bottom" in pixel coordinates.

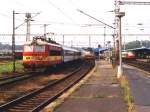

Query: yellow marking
[
  {"left": 23, "top": 56, "right": 62, "bottom": 62},
  {"left": 23, "top": 56, "right": 33, "bottom": 61}
]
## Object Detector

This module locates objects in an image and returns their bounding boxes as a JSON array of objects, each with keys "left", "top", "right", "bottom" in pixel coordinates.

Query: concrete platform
[
  {"left": 54, "top": 61, "right": 127, "bottom": 112},
  {"left": 123, "top": 64, "right": 150, "bottom": 112}
]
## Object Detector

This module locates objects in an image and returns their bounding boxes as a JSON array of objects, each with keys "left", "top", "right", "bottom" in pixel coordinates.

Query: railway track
[
  {"left": 0, "top": 72, "right": 36, "bottom": 87},
  {"left": 124, "top": 60, "right": 150, "bottom": 73},
  {"left": 0, "top": 61, "right": 83, "bottom": 106},
  {"left": 0, "top": 60, "right": 82, "bottom": 87},
  {"left": 0, "top": 61, "right": 94, "bottom": 112}
]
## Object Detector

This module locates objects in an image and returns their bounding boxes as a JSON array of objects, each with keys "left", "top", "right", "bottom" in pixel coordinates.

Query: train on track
[
  {"left": 122, "top": 47, "right": 150, "bottom": 62},
  {"left": 23, "top": 37, "right": 82, "bottom": 70},
  {"left": 122, "top": 51, "right": 135, "bottom": 60},
  {"left": 0, "top": 50, "right": 22, "bottom": 60},
  {"left": 81, "top": 50, "right": 95, "bottom": 60}
]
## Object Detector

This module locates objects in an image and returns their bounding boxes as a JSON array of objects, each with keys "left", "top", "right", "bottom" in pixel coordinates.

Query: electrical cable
[{"left": 47, "top": 0, "right": 77, "bottom": 25}]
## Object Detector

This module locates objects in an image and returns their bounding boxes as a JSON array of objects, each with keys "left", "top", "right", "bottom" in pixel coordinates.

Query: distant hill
[{"left": 0, "top": 43, "right": 23, "bottom": 51}]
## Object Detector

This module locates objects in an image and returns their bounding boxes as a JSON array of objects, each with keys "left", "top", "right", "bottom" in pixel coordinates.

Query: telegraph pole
[
  {"left": 25, "top": 13, "right": 31, "bottom": 41},
  {"left": 44, "top": 24, "right": 47, "bottom": 39},
  {"left": 116, "top": 12, "right": 125, "bottom": 78},
  {"left": 12, "top": 10, "right": 16, "bottom": 73},
  {"left": 89, "top": 35, "right": 91, "bottom": 47},
  {"left": 43, "top": 24, "right": 50, "bottom": 39},
  {"left": 104, "top": 26, "right": 106, "bottom": 47},
  {"left": 63, "top": 35, "right": 64, "bottom": 45}
]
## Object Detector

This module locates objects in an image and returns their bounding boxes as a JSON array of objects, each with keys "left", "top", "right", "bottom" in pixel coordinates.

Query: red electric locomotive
[
  {"left": 122, "top": 51, "right": 135, "bottom": 60},
  {"left": 23, "top": 37, "right": 63, "bottom": 69}
]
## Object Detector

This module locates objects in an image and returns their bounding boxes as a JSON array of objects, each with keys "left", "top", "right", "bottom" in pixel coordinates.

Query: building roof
[
  {"left": 126, "top": 47, "right": 150, "bottom": 52},
  {"left": 93, "top": 48, "right": 108, "bottom": 52}
]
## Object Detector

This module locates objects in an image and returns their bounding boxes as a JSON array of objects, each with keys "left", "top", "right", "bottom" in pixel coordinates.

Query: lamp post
[{"left": 115, "top": 12, "right": 125, "bottom": 78}]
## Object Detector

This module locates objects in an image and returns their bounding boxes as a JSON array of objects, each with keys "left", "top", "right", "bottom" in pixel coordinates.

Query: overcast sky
[{"left": 0, "top": 0, "right": 150, "bottom": 47}]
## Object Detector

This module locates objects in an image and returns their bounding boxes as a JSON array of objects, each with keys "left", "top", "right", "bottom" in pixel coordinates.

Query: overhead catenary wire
[
  {"left": 1, "top": 33, "right": 150, "bottom": 36},
  {"left": 0, "top": 12, "right": 24, "bottom": 21},
  {"left": 77, "top": 9, "right": 115, "bottom": 29},
  {"left": 47, "top": 0, "right": 77, "bottom": 25},
  {"left": 15, "top": 12, "right": 41, "bottom": 30}
]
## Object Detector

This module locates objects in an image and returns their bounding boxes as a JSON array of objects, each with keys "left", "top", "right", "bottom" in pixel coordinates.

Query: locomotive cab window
[
  {"left": 24, "top": 45, "right": 33, "bottom": 52},
  {"left": 34, "top": 45, "right": 45, "bottom": 52}
]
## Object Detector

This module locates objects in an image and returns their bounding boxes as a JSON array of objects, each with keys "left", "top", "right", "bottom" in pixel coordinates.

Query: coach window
[
  {"left": 49, "top": 50, "right": 61, "bottom": 56},
  {"left": 64, "top": 50, "right": 70, "bottom": 56}
]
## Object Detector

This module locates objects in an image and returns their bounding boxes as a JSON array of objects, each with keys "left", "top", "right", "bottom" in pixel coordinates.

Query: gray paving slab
[
  {"left": 123, "top": 64, "right": 150, "bottom": 112},
  {"left": 55, "top": 97, "right": 126, "bottom": 112},
  {"left": 54, "top": 61, "right": 127, "bottom": 112},
  {"left": 69, "top": 84, "right": 121, "bottom": 99}
]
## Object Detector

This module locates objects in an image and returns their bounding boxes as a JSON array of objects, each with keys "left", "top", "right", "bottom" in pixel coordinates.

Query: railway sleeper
[
  {"left": 20, "top": 101, "right": 41, "bottom": 105},
  {"left": 8, "top": 109, "right": 27, "bottom": 112},
  {"left": 9, "top": 105, "right": 37, "bottom": 110}
]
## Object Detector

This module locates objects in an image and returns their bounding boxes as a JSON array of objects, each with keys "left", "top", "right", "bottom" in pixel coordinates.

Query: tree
[{"left": 124, "top": 40, "right": 150, "bottom": 49}]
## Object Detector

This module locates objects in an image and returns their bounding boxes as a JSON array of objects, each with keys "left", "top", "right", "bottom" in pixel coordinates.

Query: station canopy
[{"left": 93, "top": 48, "right": 108, "bottom": 53}]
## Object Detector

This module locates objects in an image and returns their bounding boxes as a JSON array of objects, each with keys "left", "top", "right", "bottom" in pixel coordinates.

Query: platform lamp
[{"left": 115, "top": 12, "right": 125, "bottom": 78}]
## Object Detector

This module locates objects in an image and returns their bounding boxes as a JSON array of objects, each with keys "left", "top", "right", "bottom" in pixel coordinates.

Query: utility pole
[
  {"left": 104, "top": 26, "right": 106, "bottom": 47},
  {"left": 25, "top": 13, "right": 31, "bottom": 41},
  {"left": 63, "top": 35, "right": 64, "bottom": 45},
  {"left": 11, "top": 11, "right": 39, "bottom": 72},
  {"left": 89, "top": 35, "right": 91, "bottom": 47},
  {"left": 44, "top": 24, "right": 47, "bottom": 39},
  {"left": 114, "top": 0, "right": 150, "bottom": 77},
  {"left": 12, "top": 10, "right": 15, "bottom": 73},
  {"left": 71, "top": 40, "right": 73, "bottom": 47},
  {"left": 43, "top": 24, "right": 50, "bottom": 39},
  {"left": 116, "top": 12, "right": 125, "bottom": 78},
  {"left": 123, "top": 36, "right": 126, "bottom": 50}
]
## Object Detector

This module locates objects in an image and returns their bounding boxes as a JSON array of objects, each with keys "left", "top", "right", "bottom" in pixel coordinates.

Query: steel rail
[
  {"left": 0, "top": 63, "right": 94, "bottom": 112},
  {"left": 124, "top": 60, "right": 150, "bottom": 73},
  {"left": 0, "top": 72, "right": 37, "bottom": 87},
  {"left": 0, "top": 67, "right": 81, "bottom": 111},
  {"left": 32, "top": 64, "right": 93, "bottom": 112}
]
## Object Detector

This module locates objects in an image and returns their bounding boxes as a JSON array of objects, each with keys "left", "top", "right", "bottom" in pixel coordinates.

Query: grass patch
[
  {"left": 120, "top": 75, "right": 134, "bottom": 112},
  {"left": 0, "top": 61, "right": 24, "bottom": 75}
]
